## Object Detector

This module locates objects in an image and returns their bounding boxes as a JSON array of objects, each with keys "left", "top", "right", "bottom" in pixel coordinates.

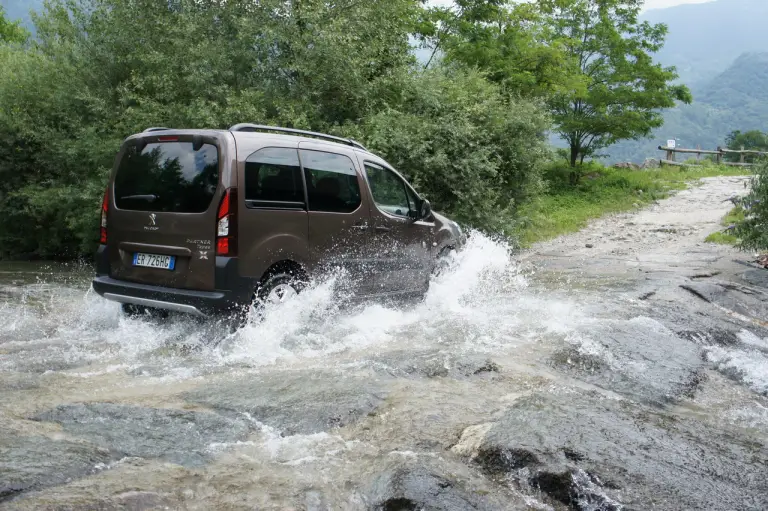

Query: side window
[
  {"left": 365, "top": 164, "right": 411, "bottom": 217},
  {"left": 300, "top": 149, "right": 361, "bottom": 213},
  {"left": 245, "top": 148, "right": 304, "bottom": 208}
]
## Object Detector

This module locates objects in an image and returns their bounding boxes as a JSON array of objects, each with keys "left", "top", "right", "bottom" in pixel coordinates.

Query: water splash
[{"left": 0, "top": 231, "right": 580, "bottom": 379}]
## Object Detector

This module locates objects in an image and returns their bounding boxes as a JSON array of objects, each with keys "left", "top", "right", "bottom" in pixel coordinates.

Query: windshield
[{"left": 114, "top": 141, "right": 219, "bottom": 213}]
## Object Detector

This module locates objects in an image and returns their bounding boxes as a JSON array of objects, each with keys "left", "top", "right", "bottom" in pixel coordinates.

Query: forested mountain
[
  {"left": 641, "top": 0, "right": 768, "bottom": 86},
  {"left": 604, "top": 0, "right": 768, "bottom": 163},
  {"left": 608, "top": 52, "right": 768, "bottom": 163}
]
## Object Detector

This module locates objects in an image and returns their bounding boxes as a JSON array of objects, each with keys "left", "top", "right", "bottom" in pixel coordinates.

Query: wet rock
[
  {"left": 681, "top": 281, "right": 768, "bottom": 322},
  {"left": 677, "top": 328, "right": 740, "bottom": 347},
  {"left": 0, "top": 435, "right": 111, "bottom": 503},
  {"left": 742, "top": 268, "right": 768, "bottom": 288},
  {"left": 364, "top": 351, "right": 502, "bottom": 381},
  {"left": 450, "top": 423, "right": 493, "bottom": 458},
  {"left": 113, "top": 490, "right": 173, "bottom": 510},
  {"left": 31, "top": 403, "right": 249, "bottom": 467},
  {"left": 551, "top": 316, "right": 705, "bottom": 404},
  {"left": 367, "top": 464, "right": 507, "bottom": 511},
  {"left": 0, "top": 373, "right": 39, "bottom": 391},
  {"left": 304, "top": 490, "right": 330, "bottom": 511},
  {"left": 471, "top": 389, "right": 768, "bottom": 510},
  {"left": 185, "top": 371, "right": 390, "bottom": 435}
]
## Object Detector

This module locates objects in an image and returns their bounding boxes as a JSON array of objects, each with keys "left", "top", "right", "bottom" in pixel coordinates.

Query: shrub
[{"left": 735, "top": 162, "right": 768, "bottom": 251}]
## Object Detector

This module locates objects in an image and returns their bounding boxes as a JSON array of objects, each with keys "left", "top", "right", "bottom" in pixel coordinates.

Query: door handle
[
  {"left": 375, "top": 225, "right": 391, "bottom": 232},
  {"left": 352, "top": 222, "right": 369, "bottom": 231}
]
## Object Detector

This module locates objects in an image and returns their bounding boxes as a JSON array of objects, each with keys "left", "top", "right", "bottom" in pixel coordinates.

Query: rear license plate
[{"left": 132, "top": 253, "right": 176, "bottom": 270}]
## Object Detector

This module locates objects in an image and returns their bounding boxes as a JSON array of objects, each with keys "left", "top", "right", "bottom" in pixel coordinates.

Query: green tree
[
  {"left": 345, "top": 69, "right": 551, "bottom": 233},
  {"left": 725, "top": 129, "right": 768, "bottom": 163},
  {"left": 422, "top": 0, "right": 576, "bottom": 98},
  {"left": 0, "top": 5, "right": 29, "bottom": 44},
  {"left": 541, "top": 0, "right": 692, "bottom": 173}
]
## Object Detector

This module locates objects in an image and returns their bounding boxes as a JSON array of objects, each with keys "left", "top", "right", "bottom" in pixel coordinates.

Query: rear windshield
[{"left": 114, "top": 141, "right": 219, "bottom": 213}]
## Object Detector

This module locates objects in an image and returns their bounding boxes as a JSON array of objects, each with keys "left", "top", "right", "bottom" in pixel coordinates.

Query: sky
[
  {"left": 429, "top": 0, "right": 715, "bottom": 11},
  {"left": 643, "top": 0, "right": 712, "bottom": 10}
]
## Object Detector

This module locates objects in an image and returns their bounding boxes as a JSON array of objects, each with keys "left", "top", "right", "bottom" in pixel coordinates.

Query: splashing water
[{"left": 2, "top": 231, "right": 570, "bottom": 379}]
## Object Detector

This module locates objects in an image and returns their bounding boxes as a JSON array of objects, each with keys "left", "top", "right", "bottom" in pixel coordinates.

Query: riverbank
[{"left": 515, "top": 163, "right": 749, "bottom": 246}]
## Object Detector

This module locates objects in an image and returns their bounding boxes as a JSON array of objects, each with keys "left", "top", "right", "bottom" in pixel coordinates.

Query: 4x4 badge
[{"left": 148, "top": 213, "right": 157, "bottom": 226}]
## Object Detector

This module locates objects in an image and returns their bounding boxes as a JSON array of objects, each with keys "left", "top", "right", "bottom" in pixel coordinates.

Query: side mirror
[{"left": 419, "top": 199, "right": 432, "bottom": 220}]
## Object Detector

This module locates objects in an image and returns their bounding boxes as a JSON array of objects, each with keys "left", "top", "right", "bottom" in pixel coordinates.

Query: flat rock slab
[
  {"left": 0, "top": 435, "right": 111, "bottom": 503},
  {"left": 681, "top": 280, "right": 768, "bottom": 322},
  {"left": 366, "top": 460, "right": 515, "bottom": 511},
  {"left": 471, "top": 389, "right": 768, "bottom": 510},
  {"left": 184, "top": 371, "right": 390, "bottom": 436},
  {"left": 551, "top": 316, "right": 704, "bottom": 404},
  {"left": 363, "top": 350, "right": 502, "bottom": 381},
  {"left": 31, "top": 403, "right": 250, "bottom": 467}
]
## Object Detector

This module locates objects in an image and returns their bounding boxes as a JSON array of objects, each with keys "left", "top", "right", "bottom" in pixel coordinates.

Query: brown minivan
[{"left": 92, "top": 124, "right": 465, "bottom": 317}]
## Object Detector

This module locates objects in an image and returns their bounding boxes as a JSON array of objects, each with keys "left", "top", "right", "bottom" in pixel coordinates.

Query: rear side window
[
  {"left": 301, "top": 149, "right": 361, "bottom": 213},
  {"left": 114, "top": 142, "right": 219, "bottom": 213},
  {"left": 245, "top": 148, "right": 304, "bottom": 207}
]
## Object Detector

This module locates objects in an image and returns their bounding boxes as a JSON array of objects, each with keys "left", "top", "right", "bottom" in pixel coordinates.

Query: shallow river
[{"left": 2, "top": 177, "right": 768, "bottom": 510}]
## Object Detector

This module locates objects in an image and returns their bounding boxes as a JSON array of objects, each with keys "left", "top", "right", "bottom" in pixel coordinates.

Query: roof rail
[
  {"left": 143, "top": 127, "right": 172, "bottom": 133},
  {"left": 229, "top": 123, "right": 368, "bottom": 151}
]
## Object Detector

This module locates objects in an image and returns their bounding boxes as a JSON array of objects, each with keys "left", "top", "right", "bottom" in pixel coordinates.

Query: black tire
[
  {"left": 247, "top": 270, "right": 307, "bottom": 321},
  {"left": 432, "top": 246, "right": 456, "bottom": 278}
]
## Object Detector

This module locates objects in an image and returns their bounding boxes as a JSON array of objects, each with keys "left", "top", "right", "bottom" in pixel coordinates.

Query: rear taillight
[
  {"left": 100, "top": 188, "right": 109, "bottom": 244},
  {"left": 216, "top": 188, "right": 237, "bottom": 256}
]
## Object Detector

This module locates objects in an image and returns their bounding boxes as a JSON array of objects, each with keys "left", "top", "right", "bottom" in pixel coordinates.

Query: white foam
[{"left": 705, "top": 346, "right": 768, "bottom": 395}]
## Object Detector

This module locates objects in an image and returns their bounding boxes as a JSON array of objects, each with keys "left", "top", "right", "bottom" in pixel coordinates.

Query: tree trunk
[
  {"left": 570, "top": 143, "right": 579, "bottom": 167},
  {"left": 569, "top": 143, "right": 580, "bottom": 186}
]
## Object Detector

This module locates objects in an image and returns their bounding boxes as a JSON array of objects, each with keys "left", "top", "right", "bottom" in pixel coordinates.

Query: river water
[{"left": 1, "top": 177, "right": 768, "bottom": 510}]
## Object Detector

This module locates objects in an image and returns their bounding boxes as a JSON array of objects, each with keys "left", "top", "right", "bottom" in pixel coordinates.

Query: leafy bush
[
  {"left": 0, "top": 0, "right": 552, "bottom": 258},
  {"left": 735, "top": 163, "right": 768, "bottom": 250},
  {"left": 345, "top": 69, "right": 550, "bottom": 233}
]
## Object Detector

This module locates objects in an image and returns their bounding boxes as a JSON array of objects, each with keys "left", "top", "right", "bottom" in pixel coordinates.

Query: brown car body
[{"left": 92, "top": 124, "right": 464, "bottom": 316}]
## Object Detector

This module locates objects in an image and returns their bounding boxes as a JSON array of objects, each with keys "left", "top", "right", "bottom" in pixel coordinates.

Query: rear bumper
[
  {"left": 92, "top": 276, "right": 234, "bottom": 316},
  {"left": 92, "top": 246, "right": 254, "bottom": 316}
]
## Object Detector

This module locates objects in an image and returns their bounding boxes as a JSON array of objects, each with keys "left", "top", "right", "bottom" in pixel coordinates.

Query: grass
[
  {"left": 515, "top": 162, "right": 749, "bottom": 246},
  {"left": 704, "top": 206, "right": 745, "bottom": 245}
]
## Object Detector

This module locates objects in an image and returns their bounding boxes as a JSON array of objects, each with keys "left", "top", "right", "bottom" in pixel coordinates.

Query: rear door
[
  {"left": 107, "top": 132, "right": 232, "bottom": 291},
  {"left": 299, "top": 144, "right": 373, "bottom": 294},
  {"left": 362, "top": 161, "right": 434, "bottom": 294}
]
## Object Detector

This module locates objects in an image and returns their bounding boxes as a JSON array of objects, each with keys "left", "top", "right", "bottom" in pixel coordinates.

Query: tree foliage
[
  {"left": 542, "top": 0, "right": 691, "bottom": 171},
  {"left": 725, "top": 129, "right": 768, "bottom": 163},
  {"left": 0, "top": 5, "right": 29, "bottom": 43},
  {"left": 433, "top": 0, "right": 691, "bottom": 176},
  {"left": 0, "top": 0, "right": 549, "bottom": 258},
  {"left": 735, "top": 162, "right": 768, "bottom": 251}
]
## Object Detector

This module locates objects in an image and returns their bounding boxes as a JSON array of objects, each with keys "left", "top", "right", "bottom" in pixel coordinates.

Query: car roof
[{"left": 230, "top": 130, "right": 372, "bottom": 155}]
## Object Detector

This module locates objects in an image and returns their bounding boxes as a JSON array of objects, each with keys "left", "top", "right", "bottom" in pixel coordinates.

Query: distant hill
[
  {"left": 607, "top": 52, "right": 768, "bottom": 163},
  {"left": 642, "top": 0, "right": 768, "bottom": 86},
  {"left": 605, "top": 0, "right": 768, "bottom": 163}
]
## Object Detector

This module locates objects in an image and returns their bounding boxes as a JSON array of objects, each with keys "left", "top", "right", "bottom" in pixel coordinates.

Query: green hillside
[
  {"left": 608, "top": 52, "right": 768, "bottom": 163},
  {"left": 642, "top": 0, "right": 768, "bottom": 86}
]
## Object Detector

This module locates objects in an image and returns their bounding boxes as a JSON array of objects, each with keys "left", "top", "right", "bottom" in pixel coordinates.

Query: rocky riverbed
[{"left": 1, "top": 176, "right": 767, "bottom": 510}]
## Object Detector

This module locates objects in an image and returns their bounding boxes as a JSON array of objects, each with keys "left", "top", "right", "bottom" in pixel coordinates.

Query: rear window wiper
[{"left": 120, "top": 194, "right": 159, "bottom": 202}]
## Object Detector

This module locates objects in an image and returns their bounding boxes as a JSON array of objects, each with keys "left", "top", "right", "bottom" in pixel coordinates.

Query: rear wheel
[
  {"left": 432, "top": 246, "right": 456, "bottom": 278},
  {"left": 247, "top": 269, "right": 307, "bottom": 320}
]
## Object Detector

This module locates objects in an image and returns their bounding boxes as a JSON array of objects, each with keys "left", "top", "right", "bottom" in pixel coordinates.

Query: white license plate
[{"left": 132, "top": 253, "right": 176, "bottom": 270}]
